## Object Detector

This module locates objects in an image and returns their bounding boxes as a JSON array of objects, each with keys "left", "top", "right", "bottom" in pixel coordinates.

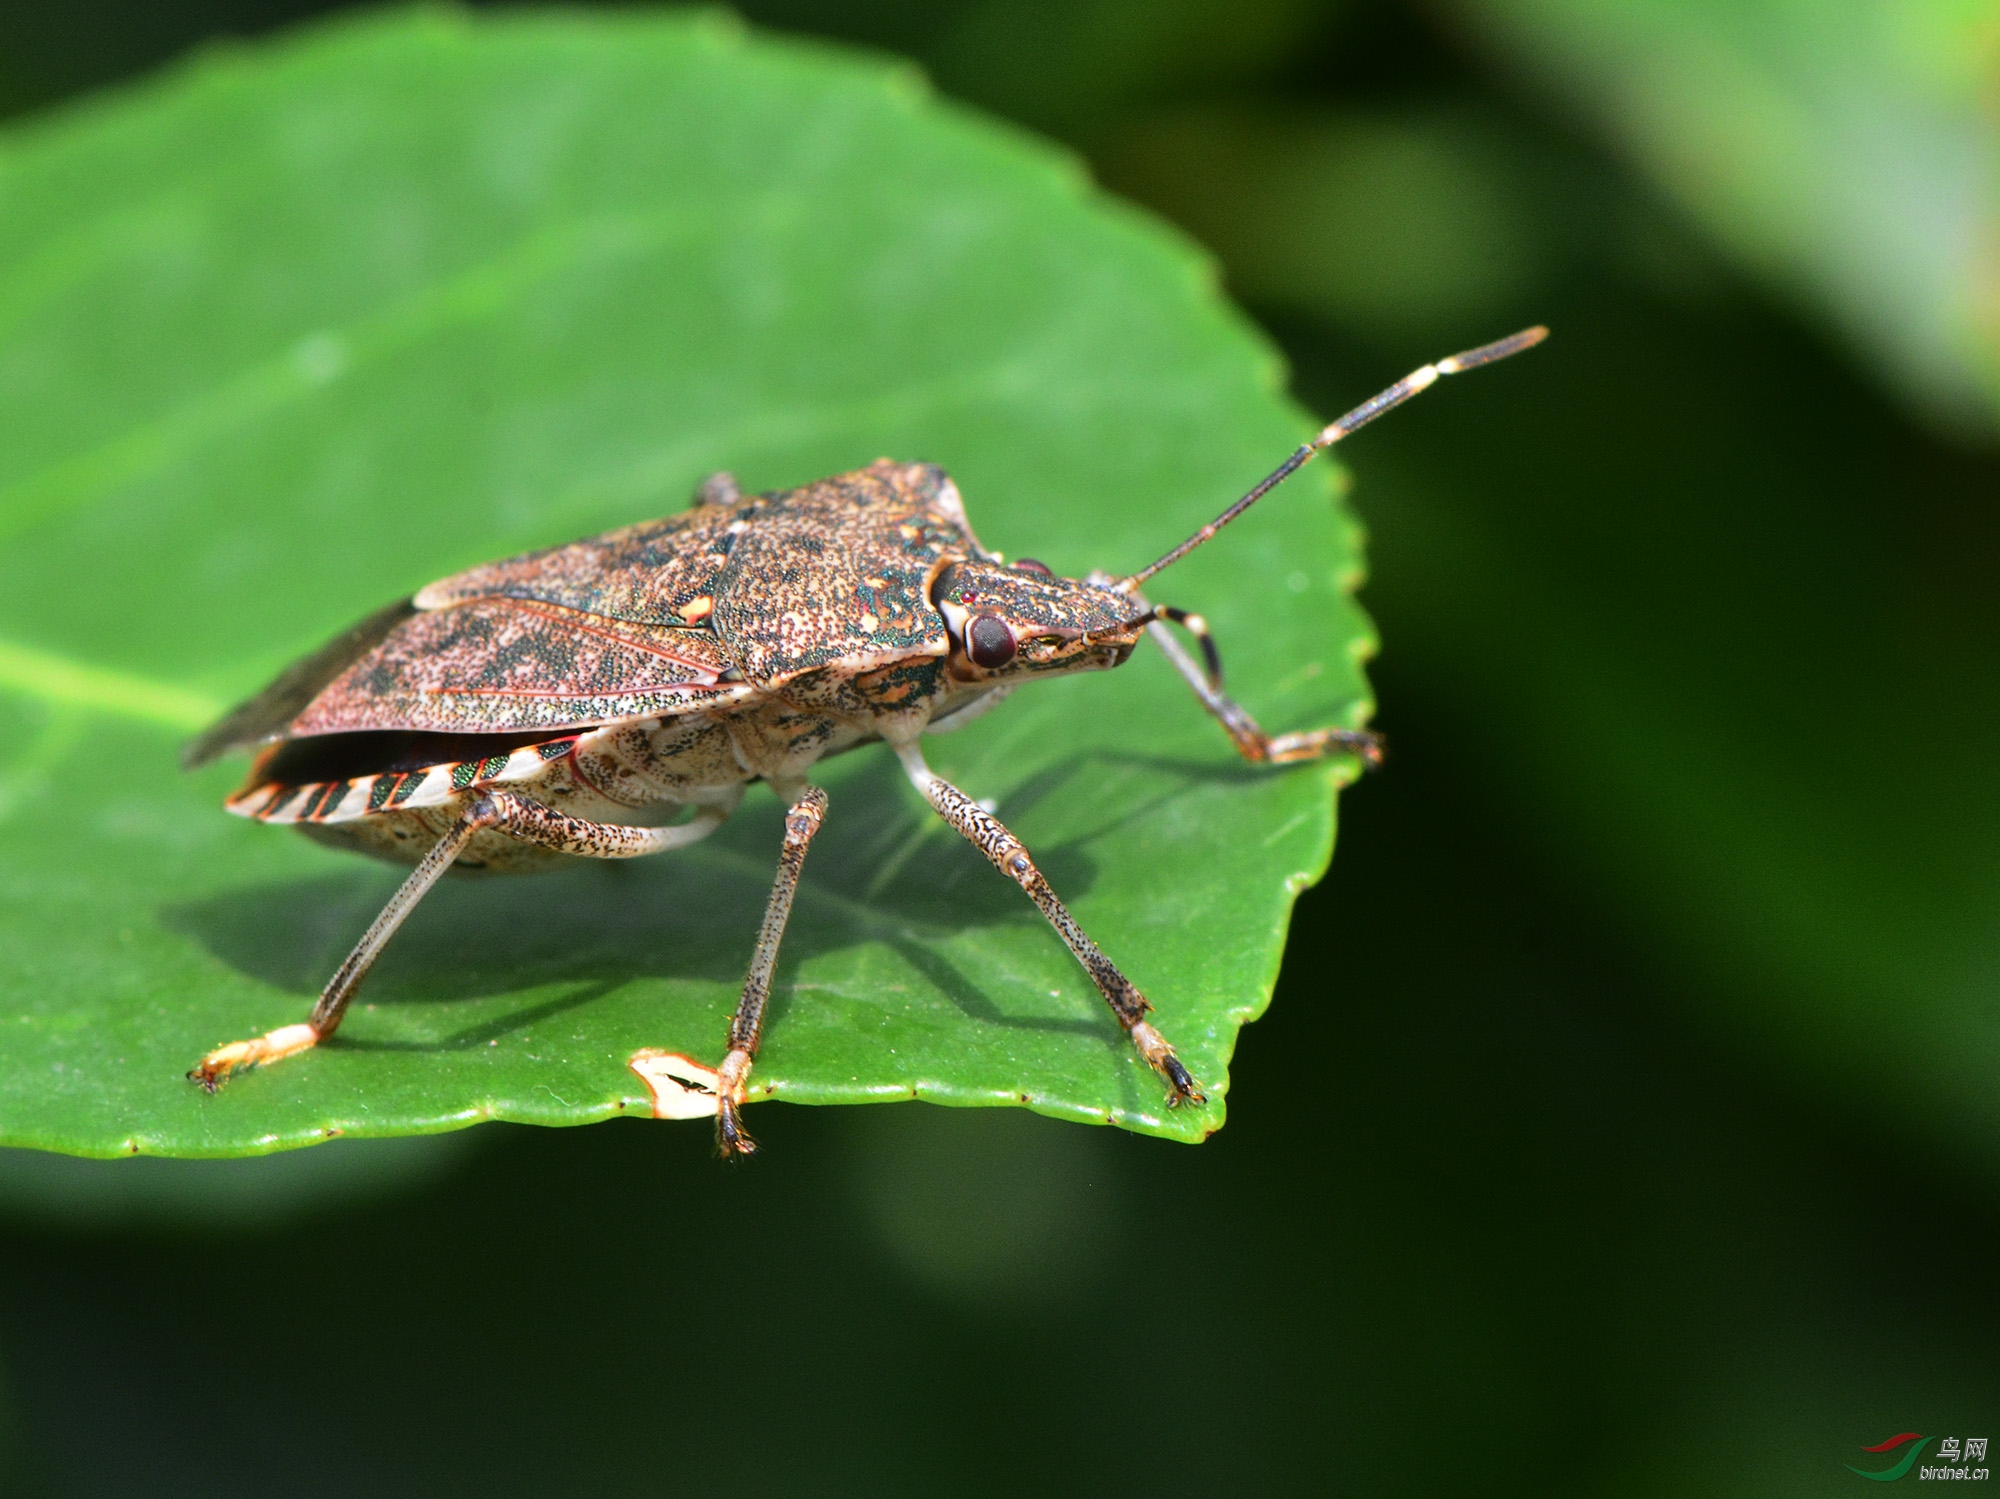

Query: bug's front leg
[
  {"left": 189, "top": 791, "right": 736, "bottom": 1090},
  {"left": 892, "top": 742, "right": 1203, "bottom": 1108},
  {"left": 1146, "top": 609, "right": 1383, "bottom": 767},
  {"left": 714, "top": 784, "right": 828, "bottom": 1157}
]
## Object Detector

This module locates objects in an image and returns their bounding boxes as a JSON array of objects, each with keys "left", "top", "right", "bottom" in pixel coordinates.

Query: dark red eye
[
  {"left": 1014, "top": 558, "right": 1053, "bottom": 577},
  {"left": 966, "top": 613, "right": 1017, "bottom": 669}
]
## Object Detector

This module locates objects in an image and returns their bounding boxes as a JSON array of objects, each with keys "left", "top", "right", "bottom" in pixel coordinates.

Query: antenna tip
[{"left": 1436, "top": 325, "right": 1550, "bottom": 374}]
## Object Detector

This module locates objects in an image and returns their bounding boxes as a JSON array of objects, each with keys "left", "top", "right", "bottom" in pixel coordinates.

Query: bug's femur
[
  {"left": 966, "top": 613, "right": 1017, "bottom": 669},
  {"left": 1013, "top": 558, "right": 1053, "bottom": 577}
]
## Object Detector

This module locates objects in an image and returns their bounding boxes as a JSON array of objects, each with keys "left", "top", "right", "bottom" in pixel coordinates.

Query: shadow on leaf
[{"left": 159, "top": 744, "right": 1270, "bottom": 1070}]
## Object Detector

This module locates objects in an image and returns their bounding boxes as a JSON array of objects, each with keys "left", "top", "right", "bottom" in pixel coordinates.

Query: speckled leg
[
  {"left": 1144, "top": 610, "right": 1383, "bottom": 767},
  {"left": 892, "top": 742, "right": 1203, "bottom": 1108},
  {"left": 189, "top": 791, "right": 734, "bottom": 1091},
  {"left": 716, "top": 784, "right": 828, "bottom": 1157}
]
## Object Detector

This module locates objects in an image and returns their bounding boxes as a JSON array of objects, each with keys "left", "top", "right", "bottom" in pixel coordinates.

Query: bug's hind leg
[
  {"left": 892, "top": 742, "right": 1204, "bottom": 1109},
  {"left": 189, "top": 790, "right": 737, "bottom": 1090},
  {"left": 1145, "top": 609, "right": 1383, "bottom": 767},
  {"left": 714, "top": 784, "right": 829, "bottom": 1157}
]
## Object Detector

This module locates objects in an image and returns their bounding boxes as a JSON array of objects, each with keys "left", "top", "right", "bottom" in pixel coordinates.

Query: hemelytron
[{"left": 185, "top": 326, "right": 1546, "bottom": 1154}]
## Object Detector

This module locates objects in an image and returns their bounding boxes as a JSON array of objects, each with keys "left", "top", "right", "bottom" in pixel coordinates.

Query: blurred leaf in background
[
  {"left": 923, "top": 0, "right": 1322, "bottom": 131},
  {"left": 1436, "top": 0, "right": 2000, "bottom": 438},
  {"left": 1094, "top": 101, "right": 1562, "bottom": 339}
]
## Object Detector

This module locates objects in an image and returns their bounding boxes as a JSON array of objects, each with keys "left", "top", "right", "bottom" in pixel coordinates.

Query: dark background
[{"left": 2, "top": 2, "right": 1996, "bottom": 1494}]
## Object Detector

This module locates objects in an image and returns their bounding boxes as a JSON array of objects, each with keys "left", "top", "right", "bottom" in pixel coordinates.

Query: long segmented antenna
[{"left": 1119, "top": 325, "right": 1547, "bottom": 591}]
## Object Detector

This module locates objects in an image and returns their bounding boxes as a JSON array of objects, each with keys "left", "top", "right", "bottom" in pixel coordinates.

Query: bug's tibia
[
  {"left": 191, "top": 796, "right": 506, "bottom": 1091},
  {"left": 714, "top": 784, "right": 830, "bottom": 1159},
  {"left": 894, "top": 741, "right": 1205, "bottom": 1107}
]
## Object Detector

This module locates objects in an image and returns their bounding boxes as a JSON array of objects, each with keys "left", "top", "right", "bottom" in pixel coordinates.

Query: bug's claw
[
  {"left": 1129, "top": 1021, "right": 1206, "bottom": 1107},
  {"left": 187, "top": 1023, "right": 320, "bottom": 1091},
  {"left": 715, "top": 1099, "right": 760, "bottom": 1159},
  {"left": 1160, "top": 1053, "right": 1207, "bottom": 1108}
]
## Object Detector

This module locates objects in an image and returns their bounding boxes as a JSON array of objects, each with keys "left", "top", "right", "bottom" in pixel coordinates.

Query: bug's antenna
[{"left": 1119, "top": 325, "right": 1547, "bottom": 591}]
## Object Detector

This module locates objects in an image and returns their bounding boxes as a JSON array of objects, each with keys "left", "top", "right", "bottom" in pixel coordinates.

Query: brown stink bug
[{"left": 183, "top": 327, "right": 1545, "bottom": 1154}]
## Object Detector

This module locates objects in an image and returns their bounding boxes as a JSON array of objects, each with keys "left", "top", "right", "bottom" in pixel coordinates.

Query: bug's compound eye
[
  {"left": 1013, "top": 558, "right": 1053, "bottom": 578},
  {"left": 966, "top": 612, "right": 1017, "bottom": 669}
]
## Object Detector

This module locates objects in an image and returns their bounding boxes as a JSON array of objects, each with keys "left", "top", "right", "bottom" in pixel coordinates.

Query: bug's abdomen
[
  {"left": 228, "top": 734, "right": 584, "bottom": 825},
  {"left": 223, "top": 714, "right": 763, "bottom": 872}
]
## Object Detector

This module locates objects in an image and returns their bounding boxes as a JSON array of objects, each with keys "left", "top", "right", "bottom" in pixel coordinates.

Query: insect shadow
[{"left": 161, "top": 746, "right": 1245, "bottom": 1053}]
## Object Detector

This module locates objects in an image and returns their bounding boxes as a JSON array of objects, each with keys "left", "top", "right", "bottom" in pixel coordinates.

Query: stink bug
[{"left": 184, "top": 327, "right": 1545, "bottom": 1153}]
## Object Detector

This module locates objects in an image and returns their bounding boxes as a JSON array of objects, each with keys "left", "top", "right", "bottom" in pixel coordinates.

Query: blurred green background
[{"left": 2, "top": 1, "right": 1997, "bottom": 1493}]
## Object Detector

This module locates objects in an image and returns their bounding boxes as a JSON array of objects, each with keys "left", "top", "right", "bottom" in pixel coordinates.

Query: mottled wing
[
  {"left": 413, "top": 509, "right": 735, "bottom": 627},
  {"left": 288, "top": 598, "right": 741, "bottom": 736},
  {"left": 181, "top": 597, "right": 417, "bottom": 769}
]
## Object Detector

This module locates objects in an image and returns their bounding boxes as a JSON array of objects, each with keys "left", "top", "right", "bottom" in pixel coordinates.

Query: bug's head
[{"left": 932, "top": 560, "right": 1147, "bottom": 684}]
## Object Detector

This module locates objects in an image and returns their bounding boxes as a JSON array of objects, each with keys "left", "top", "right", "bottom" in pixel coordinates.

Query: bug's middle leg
[
  {"left": 714, "top": 783, "right": 829, "bottom": 1157},
  {"left": 892, "top": 742, "right": 1204, "bottom": 1108},
  {"left": 189, "top": 789, "right": 737, "bottom": 1090},
  {"left": 1146, "top": 610, "right": 1383, "bottom": 767}
]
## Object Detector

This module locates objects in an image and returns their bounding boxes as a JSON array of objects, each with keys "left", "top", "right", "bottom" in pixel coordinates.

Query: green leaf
[
  {"left": 1437, "top": 0, "right": 2000, "bottom": 438},
  {"left": 0, "top": 9, "right": 1374, "bottom": 1157}
]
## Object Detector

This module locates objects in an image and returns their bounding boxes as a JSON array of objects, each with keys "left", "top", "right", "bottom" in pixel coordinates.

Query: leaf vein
[
  {"left": 0, "top": 637, "right": 222, "bottom": 731},
  {"left": 0, "top": 207, "right": 700, "bottom": 546}
]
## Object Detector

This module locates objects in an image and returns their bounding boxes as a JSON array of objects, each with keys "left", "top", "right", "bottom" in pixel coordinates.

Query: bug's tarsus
[
  {"left": 893, "top": 741, "right": 1205, "bottom": 1107},
  {"left": 1158, "top": 1050, "right": 1204, "bottom": 1108},
  {"left": 715, "top": 1109, "right": 759, "bottom": 1159},
  {"left": 714, "top": 783, "right": 829, "bottom": 1159},
  {"left": 1122, "top": 325, "right": 1547, "bottom": 590},
  {"left": 1141, "top": 611, "right": 1384, "bottom": 769}
]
